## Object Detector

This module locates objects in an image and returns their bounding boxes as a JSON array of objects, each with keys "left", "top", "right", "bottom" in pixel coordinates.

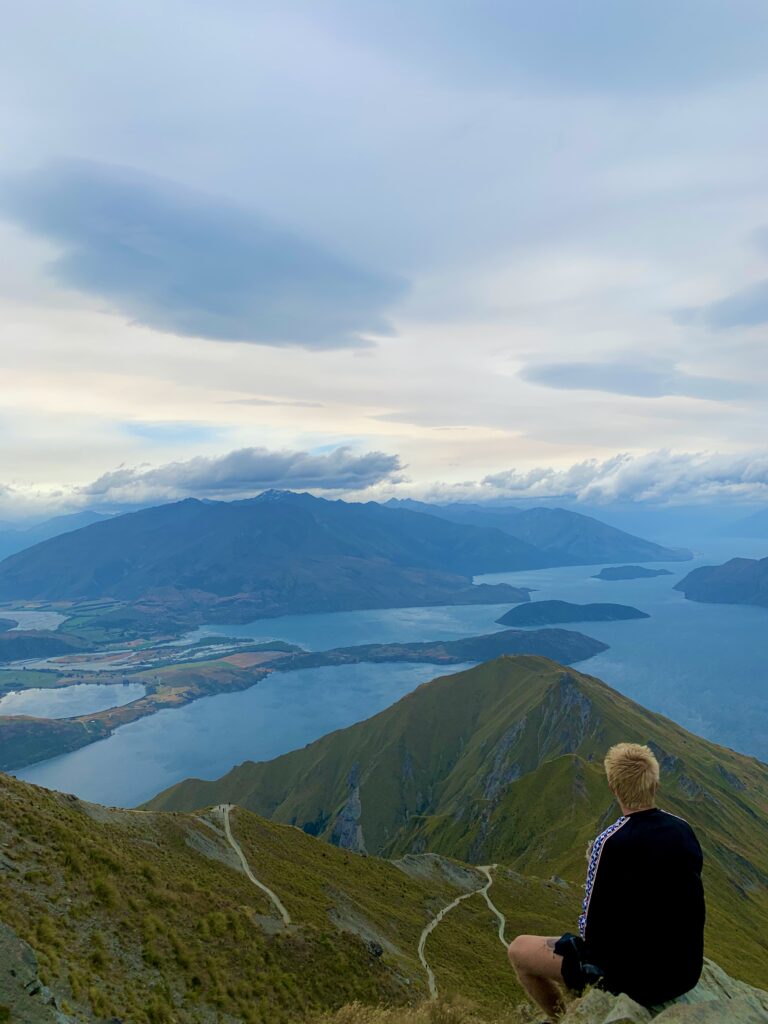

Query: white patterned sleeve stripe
[{"left": 578, "top": 816, "right": 628, "bottom": 938}]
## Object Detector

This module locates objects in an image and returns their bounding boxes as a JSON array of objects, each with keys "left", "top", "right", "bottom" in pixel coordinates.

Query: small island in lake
[
  {"left": 496, "top": 599, "right": 649, "bottom": 627},
  {"left": 592, "top": 565, "right": 673, "bottom": 581}
]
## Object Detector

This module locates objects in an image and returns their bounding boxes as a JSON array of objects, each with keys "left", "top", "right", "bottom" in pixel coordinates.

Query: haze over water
[{"left": 15, "top": 538, "right": 768, "bottom": 807}]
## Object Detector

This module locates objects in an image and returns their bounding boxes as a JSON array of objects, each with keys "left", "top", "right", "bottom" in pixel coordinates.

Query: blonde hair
[{"left": 604, "top": 743, "right": 660, "bottom": 809}]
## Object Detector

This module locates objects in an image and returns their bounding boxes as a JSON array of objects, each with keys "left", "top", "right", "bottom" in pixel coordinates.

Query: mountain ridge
[
  {"left": 0, "top": 493, "right": 541, "bottom": 624},
  {"left": 385, "top": 499, "right": 690, "bottom": 565},
  {"left": 0, "top": 510, "right": 113, "bottom": 561},
  {"left": 146, "top": 656, "right": 768, "bottom": 987},
  {"left": 0, "top": 493, "right": 689, "bottom": 632}
]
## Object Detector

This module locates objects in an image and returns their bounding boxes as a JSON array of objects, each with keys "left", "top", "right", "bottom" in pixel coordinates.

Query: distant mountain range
[
  {"left": 676, "top": 556, "right": 768, "bottom": 609},
  {"left": 385, "top": 498, "right": 690, "bottom": 565},
  {"left": 0, "top": 491, "right": 686, "bottom": 624},
  {"left": 729, "top": 508, "right": 768, "bottom": 538},
  {"left": 0, "top": 492, "right": 540, "bottom": 622},
  {"left": 0, "top": 510, "right": 112, "bottom": 561},
  {"left": 147, "top": 655, "right": 768, "bottom": 990}
]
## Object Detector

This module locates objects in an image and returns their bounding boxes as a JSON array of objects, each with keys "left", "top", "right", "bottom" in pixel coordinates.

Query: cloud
[
  {"left": 121, "top": 422, "right": 227, "bottom": 444},
  {"left": 676, "top": 223, "right": 768, "bottom": 329},
  {"left": 473, "top": 451, "right": 768, "bottom": 505},
  {"left": 519, "top": 360, "right": 753, "bottom": 400},
  {"left": 682, "top": 279, "right": 768, "bottom": 329},
  {"left": 1, "top": 161, "right": 406, "bottom": 348},
  {"left": 331, "top": 0, "right": 768, "bottom": 95},
  {"left": 222, "top": 397, "right": 323, "bottom": 409},
  {"left": 76, "top": 445, "right": 404, "bottom": 506}
]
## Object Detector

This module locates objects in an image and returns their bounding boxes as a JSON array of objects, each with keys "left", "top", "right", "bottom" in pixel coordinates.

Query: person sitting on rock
[{"left": 507, "top": 742, "right": 705, "bottom": 1021}]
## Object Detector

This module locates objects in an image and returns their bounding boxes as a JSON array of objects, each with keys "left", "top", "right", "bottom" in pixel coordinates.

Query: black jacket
[{"left": 579, "top": 808, "right": 705, "bottom": 1006}]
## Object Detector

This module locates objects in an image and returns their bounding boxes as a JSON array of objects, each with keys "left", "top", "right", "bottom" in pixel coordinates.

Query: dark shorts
[{"left": 554, "top": 933, "right": 606, "bottom": 994}]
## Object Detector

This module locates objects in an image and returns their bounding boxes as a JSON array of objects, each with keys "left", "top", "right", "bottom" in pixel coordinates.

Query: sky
[{"left": 1, "top": 1, "right": 767, "bottom": 519}]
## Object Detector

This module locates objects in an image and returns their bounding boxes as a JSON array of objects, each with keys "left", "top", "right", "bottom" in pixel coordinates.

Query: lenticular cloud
[
  {"left": 479, "top": 451, "right": 768, "bottom": 505},
  {"left": 77, "top": 446, "right": 404, "bottom": 506}
]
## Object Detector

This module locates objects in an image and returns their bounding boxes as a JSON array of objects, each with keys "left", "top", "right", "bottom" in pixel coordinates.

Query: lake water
[
  {"left": 0, "top": 681, "right": 145, "bottom": 719},
  {"left": 14, "top": 537, "right": 768, "bottom": 807},
  {"left": 182, "top": 603, "right": 513, "bottom": 649},
  {"left": 15, "top": 662, "right": 475, "bottom": 806}
]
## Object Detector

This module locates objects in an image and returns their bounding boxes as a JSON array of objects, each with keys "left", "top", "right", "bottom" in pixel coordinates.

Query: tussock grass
[
  {"left": 0, "top": 775, "right": 551, "bottom": 1022},
  {"left": 315, "top": 996, "right": 537, "bottom": 1024}
]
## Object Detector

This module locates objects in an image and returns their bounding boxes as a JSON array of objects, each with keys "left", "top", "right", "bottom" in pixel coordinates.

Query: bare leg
[{"left": 508, "top": 935, "right": 567, "bottom": 1021}]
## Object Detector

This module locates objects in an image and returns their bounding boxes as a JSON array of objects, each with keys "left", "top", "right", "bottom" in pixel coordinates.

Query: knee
[{"left": 508, "top": 934, "right": 532, "bottom": 967}]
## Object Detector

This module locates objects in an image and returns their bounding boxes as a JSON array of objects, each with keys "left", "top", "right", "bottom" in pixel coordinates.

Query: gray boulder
[
  {"left": 0, "top": 922, "right": 75, "bottom": 1024},
  {"left": 562, "top": 959, "right": 768, "bottom": 1024}
]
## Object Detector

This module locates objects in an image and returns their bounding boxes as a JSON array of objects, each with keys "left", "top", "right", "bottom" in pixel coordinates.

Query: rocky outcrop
[
  {"left": 0, "top": 922, "right": 75, "bottom": 1023},
  {"left": 562, "top": 958, "right": 768, "bottom": 1023},
  {"left": 537, "top": 672, "right": 595, "bottom": 758},
  {"left": 331, "top": 763, "right": 366, "bottom": 852}
]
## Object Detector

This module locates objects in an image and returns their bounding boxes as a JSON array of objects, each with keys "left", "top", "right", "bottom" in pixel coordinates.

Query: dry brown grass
[{"left": 314, "top": 996, "right": 538, "bottom": 1024}]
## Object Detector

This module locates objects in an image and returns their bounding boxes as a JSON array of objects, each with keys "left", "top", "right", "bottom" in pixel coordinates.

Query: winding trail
[
  {"left": 477, "top": 864, "right": 508, "bottom": 948},
  {"left": 215, "top": 803, "right": 292, "bottom": 927},
  {"left": 418, "top": 863, "right": 508, "bottom": 999},
  {"left": 203, "top": 803, "right": 505, "bottom": 994}
]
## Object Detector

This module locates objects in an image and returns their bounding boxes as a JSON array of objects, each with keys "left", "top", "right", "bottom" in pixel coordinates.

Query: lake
[
  {"left": 181, "top": 603, "right": 514, "bottom": 649},
  {"left": 14, "top": 537, "right": 768, "bottom": 807},
  {"left": 15, "top": 662, "right": 475, "bottom": 806},
  {"left": 0, "top": 681, "right": 145, "bottom": 718}
]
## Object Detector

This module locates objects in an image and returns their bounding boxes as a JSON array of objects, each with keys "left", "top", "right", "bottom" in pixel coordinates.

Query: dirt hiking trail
[{"left": 418, "top": 862, "right": 508, "bottom": 999}]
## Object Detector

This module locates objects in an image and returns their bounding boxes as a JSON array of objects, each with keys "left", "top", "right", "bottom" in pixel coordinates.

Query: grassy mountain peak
[{"left": 148, "top": 656, "right": 768, "bottom": 988}]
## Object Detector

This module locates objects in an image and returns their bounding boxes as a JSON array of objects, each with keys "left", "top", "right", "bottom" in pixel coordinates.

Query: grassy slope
[
  {"left": 0, "top": 716, "right": 110, "bottom": 771},
  {"left": 0, "top": 773, "right": 574, "bottom": 1023},
  {"left": 147, "top": 656, "right": 768, "bottom": 988}
]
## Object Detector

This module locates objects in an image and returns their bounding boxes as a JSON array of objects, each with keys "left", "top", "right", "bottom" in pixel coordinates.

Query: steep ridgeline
[
  {"left": 0, "top": 772, "right": 580, "bottom": 1023},
  {"left": 675, "top": 556, "right": 768, "bottom": 609},
  {"left": 386, "top": 499, "right": 690, "bottom": 565},
  {"left": 149, "top": 656, "right": 768, "bottom": 989},
  {"left": 0, "top": 492, "right": 545, "bottom": 625}
]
